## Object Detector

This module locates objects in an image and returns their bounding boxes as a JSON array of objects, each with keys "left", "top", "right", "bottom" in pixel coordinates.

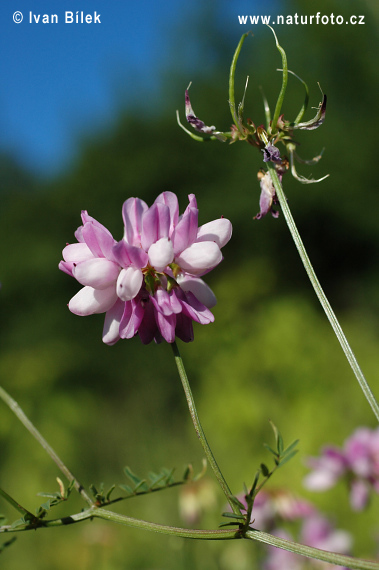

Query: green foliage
[
  {"left": 1, "top": 1, "right": 379, "bottom": 567},
  {"left": 0, "top": 537, "right": 17, "bottom": 553}
]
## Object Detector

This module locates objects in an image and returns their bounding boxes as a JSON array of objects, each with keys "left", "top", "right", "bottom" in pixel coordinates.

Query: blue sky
[{"left": 0, "top": 0, "right": 279, "bottom": 176}]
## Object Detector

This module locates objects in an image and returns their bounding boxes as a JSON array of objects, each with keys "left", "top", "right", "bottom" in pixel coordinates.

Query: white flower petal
[
  {"left": 175, "top": 241, "right": 222, "bottom": 275},
  {"left": 116, "top": 267, "right": 143, "bottom": 301},
  {"left": 73, "top": 258, "right": 120, "bottom": 289},
  {"left": 196, "top": 218, "right": 232, "bottom": 248},
  {"left": 148, "top": 237, "right": 174, "bottom": 272},
  {"left": 62, "top": 242, "right": 93, "bottom": 262},
  {"left": 68, "top": 285, "right": 118, "bottom": 316},
  {"left": 177, "top": 275, "right": 217, "bottom": 308},
  {"left": 102, "top": 299, "right": 124, "bottom": 345}
]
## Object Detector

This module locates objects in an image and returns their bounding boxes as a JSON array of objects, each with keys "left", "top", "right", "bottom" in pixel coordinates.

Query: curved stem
[
  {"left": 268, "top": 26, "right": 288, "bottom": 134},
  {"left": 2, "top": 507, "right": 378, "bottom": 569},
  {"left": 245, "top": 528, "right": 379, "bottom": 570},
  {"left": 171, "top": 341, "right": 240, "bottom": 515},
  {"left": 0, "top": 385, "right": 94, "bottom": 506},
  {"left": 266, "top": 164, "right": 379, "bottom": 422}
]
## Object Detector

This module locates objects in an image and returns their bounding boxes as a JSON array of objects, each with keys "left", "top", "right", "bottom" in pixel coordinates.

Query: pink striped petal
[
  {"left": 154, "top": 192, "right": 179, "bottom": 234},
  {"left": 122, "top": 198, "right": 148, "bottom": 246},
  {"left": 141, "top": 203, "right": 171, "bottom": 251},
  {"left": 154, "top": 308, "right": 176, "bottom": 343},
  {"left": 68, "top": 285, "right": 118, "bottom": 316},
  {"left": 171, "top": 204, "right": 198, "bottom": 255},
  {"left": 82, "top": 222, "right": 117, "bottom": 260},
  {"left": 177, "top": 275, "right": 217, "bottom": 308},
  {"left": 112, "top": 240, "right": 148, "bottom": 268},
  {"left": 177, "top": 290, "right": 214, "bottom": 324}
]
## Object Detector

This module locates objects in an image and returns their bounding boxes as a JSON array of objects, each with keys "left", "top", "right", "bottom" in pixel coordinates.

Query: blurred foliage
[{"left": 1, "top": 0, "right": 379, "bottom": 568}]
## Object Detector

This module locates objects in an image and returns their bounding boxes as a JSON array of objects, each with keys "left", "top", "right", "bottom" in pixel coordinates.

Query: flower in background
[
  {"left": 233, "top": 489, "right": 352, "bottom": 570},
  {"left": 304, "top": 427, "right": 379, "bottom": 510},
  {"left": 233, "top": 489, "right": 315, "bottom": 532},
  {"left": 59, "top": 192, "right": 232, "bottom": 345},
  {"left": 263, "top": 515, "right": 352, "bottom": 570}
]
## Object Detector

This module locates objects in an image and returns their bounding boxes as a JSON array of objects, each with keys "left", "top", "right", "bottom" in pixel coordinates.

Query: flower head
[
  {"left": 59, "top": 192, "right": 232, "bottom": 345},
  {"left": 304, "top": 427, "right": 379, "bottom": 510}
]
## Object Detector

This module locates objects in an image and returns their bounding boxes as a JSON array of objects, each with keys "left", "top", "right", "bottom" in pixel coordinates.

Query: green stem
[
  {"left": 268, "top": 26, "right": 288, "bottom": 134},
  {"left": 229, "top": 32, "right": 250, "bottom": 127},
  {"left": 2, "top": 507, "right": 378, "bottom": 569},
  {"left": 171, "top": 341, "right": 240, "bottom": 515},
  {"left": 0, "top": 385, "right": 94, "bottom": 505},
  {"left": 245, "top": 529, "right": 379, "bottom": 570},
  {"left": 0, "top": 488, "right": 34, "bottom": 518},
  {"left": 266, "top": 164, "right": 379, "bottom": 422}
]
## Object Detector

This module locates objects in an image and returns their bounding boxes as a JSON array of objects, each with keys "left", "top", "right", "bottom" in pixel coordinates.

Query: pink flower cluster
[
  {"left": 304, "top": 427, "right": 379, "bottom": 510},
  {"left": 237, "top": 490, "right": 351, "bottom": 570},
  {"left": 59, "top": 192, "right": 232, "bottom": 345}
]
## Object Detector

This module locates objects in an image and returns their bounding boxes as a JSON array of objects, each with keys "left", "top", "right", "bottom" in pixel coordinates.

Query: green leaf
[
  {"left": 37, "top": 492, "right": 60, "bottom": 499},
  {"left": 228, "top": 495, "right": 245, "bottom": 510},
  {"left": 133, "top": 479, "right": 149, "bottom": 493},
  {"left": 268, "top": 420, "right": 284, "bottom": 455},
  {"left": 106, "top": 484, "right": 116, "bottom": 502},
  {"left": 124, "top": 466, "right": 149, "bottom": 491},
  {"left": 183, "top": 464, "right": 193, "bottom": 481},
  {"left": 219, "top": 521, "right": 242, "bottom": 528},
  {"left": 282, "top": 439, "right": 300, "bottom": 457},
  {"left": 119, "top": 484, "right": 133, "bottom": 495},
  {"left": 277, "top": 433, "right": 284, "bottom": 456},
  {"left": 10, "top": 517, "right": 27, "bottom": 529},
  {"left": 260, "top": 463, "right": 270, "bottom": 477},
  {"left": 161, "top": 468, "right": 175, "bottom": 485},
  {"left": 221, "top": 512, "right": 245, "bottom": 521},
  {"left": 249, "top": 471, "right": 260, "bottom": 497},
  {"left": 263, "top": 443, "right": 278, "bottom": 457},
  {"left": 277, "top": 450, "right": 298, "bottom": 467}
]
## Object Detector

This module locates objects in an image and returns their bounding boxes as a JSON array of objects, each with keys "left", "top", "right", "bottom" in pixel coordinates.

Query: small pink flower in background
[
  {"left": 263, "top": 515, "right": 352, "bottom": 570},
  {"left": 236, "top": 489, "right": 315, "bottom": 531},
  {"left": 59, "top": 192, "right": 232, "bottom": 345},
  {"left": 303, "top": 448, "right": 347, "bottom": 492},
  {"left": 304, "top": 427, "right": 379, "bottom": 510}
]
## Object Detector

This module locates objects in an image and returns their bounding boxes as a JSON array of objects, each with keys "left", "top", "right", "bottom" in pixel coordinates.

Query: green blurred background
[{"left": 1, "top": 0, "right": 379, "bottom": 568}]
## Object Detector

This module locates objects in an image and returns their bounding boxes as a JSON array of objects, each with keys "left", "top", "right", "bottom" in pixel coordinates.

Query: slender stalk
[
  {"left": 0, "top": 385, "right": 94, "bottom": 506},
  {"left": 266, "top": 164, "right": 379, "bottom": 422},
  {"left": 171, "top": 341, "right": 240, "bottom": 515},
  {"left": 245, "top": 529, "right": 379, "bottom": 570},
  {"left": 2, "top": 506, "right": 378, "bottom": 570},
  {"left": 269, "top": 26, "right": 288, "bottom": 134},
  {"left": 0, "top": 488, "right": 34, "bottom": 518}
]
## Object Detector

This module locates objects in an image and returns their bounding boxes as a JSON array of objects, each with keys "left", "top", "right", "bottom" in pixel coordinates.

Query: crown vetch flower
[
  {"left": 304, "top": 426, "right": 379, "bottom": 510},
  {"left": 59, "top": 192, "right": 232, "bottom": 345}
]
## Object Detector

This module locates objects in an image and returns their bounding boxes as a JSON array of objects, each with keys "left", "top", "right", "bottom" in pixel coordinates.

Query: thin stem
[
  {"left": 0, "top": 487, "right": 34, "bottom": 518},
  {"left": 245, "top": 529, "right": 379, "bottom": 570},
  {"left": 171, "top": 342, "right": 240, "bottom": 515},
  {"left": 268, "top": 26, "right": 288, "bottom": 134},
  {"left": 266, "top": 164, "right": 379, "bottom": 422},
  {"left": 0, "top": 385, "right": 94, "bottom": 506},
  {"left": 229, "top": 32, "right": 250, "bottom": 127},
  {"left": 2, "top": 507, "right": 378, "bottom": 570}
]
